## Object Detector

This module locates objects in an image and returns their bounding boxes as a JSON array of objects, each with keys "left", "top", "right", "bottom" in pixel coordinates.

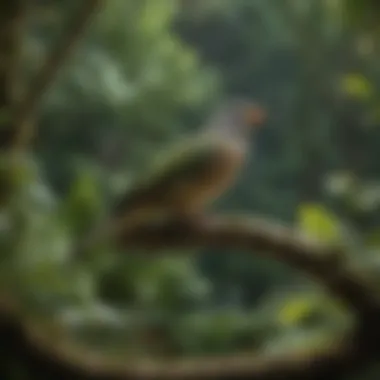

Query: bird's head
[{"left": 206, "top": 98, "right": 267, "bottom": 138}]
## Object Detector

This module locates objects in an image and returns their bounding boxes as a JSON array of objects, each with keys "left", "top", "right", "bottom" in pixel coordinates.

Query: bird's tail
[
  {"left": 73, "top": 191, "right": 157, "bottom": 258},
  {"left": 72, "top": 176, "right": 167, "bottom": 260}
]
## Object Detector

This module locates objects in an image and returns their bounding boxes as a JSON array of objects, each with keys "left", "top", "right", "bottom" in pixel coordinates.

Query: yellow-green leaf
[
  {"left": 341, "top": 73, "right": 373, "bottom": 100},
  {"left": 297, "top": 203, "right": 342, "bottom": 243},
  {"left": 278, "top": 296, "right": 315, "bottom": 326}
]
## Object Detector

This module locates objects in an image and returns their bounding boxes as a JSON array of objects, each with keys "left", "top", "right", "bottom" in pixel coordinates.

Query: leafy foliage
[{"left": 3, "top": 1, "right": 380, "bottom": 378}]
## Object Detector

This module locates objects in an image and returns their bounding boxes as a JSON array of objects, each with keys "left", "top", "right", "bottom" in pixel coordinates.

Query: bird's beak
[{"left": 245, "top": 104, "right": 267, "bottom": 127}]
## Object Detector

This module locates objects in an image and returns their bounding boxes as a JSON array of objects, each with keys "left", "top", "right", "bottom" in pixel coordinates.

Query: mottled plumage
[{"left": 114, "top": 137, "right": 244, "bottom": 219}]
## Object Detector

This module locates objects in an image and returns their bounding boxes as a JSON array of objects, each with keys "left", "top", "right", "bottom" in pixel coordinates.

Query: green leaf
[
  {"left": 365, "top": 229, "right": 380, "bottom": 248},
  {"left": 297, "top": 203, "right": 342, "bottom": 243},
  {"left": 63, "top": 171, "right": 102, "bottom": 235},
  {"left": 277, "top": 292, "right": 347, "bottom": 328},
  {"left": 278, "top": 296, "right": 316, "bottom": 326},
  {"left": 341, "top": 73, "right": 373, "bottom": 100}
]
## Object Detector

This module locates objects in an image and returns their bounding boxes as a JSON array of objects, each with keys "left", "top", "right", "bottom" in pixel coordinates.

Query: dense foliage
[{"left": 3, "top": 0, "right": 380, "bottom": 378}]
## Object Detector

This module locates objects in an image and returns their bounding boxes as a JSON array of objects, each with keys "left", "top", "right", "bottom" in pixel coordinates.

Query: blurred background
[{"left": 3, "top": 0, "right": 380, "bottom": 378}]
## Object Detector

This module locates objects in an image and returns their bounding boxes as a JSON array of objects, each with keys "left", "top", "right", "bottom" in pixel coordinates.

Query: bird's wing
[{"left": 113, "top": 136, "right": 239, "bottom": 216}]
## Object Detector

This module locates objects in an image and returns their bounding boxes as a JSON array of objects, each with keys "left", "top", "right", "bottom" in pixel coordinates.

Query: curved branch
[
  {"left": 0, "top": 307, "right": 370, "bottom": 380},
  {"left": 2, "top": 214, "right": 380, "bottom": 380},
  {"left": 118, "top": 215, "right": 380, "bottom": 318}
]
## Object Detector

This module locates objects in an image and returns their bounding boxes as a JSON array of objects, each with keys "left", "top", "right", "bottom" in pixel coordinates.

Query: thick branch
[
  {"left": 0, "top": 298, "right": 373, "bottom": 380},
  {"left": 2, "top": 214, "right": 380, "bottom": 379},
  {"left": 12, "top": 0, "right": 103, "bottom": 151},
  {"left": 118, "top": 215, "right": 380, "bottom": 318}
]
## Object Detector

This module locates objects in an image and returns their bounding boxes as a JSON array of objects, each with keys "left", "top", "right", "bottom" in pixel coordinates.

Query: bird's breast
[{"left": 167, "top": 140, "right": 246, "bottom": 213}]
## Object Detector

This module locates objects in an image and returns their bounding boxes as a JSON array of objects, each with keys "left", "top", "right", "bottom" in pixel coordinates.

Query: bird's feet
[{"left": 168, "top": 210, "right": 206, "bottom": 228}]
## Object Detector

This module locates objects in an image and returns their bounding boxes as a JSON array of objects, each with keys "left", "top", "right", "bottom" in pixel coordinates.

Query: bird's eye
[{"left": 243, "top": 104, "right": 267, "bottom": 127}]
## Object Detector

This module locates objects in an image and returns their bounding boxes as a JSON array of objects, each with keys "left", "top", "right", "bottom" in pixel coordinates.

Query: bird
[
  {"left": 112, "top": 98, "right": 266, "bottom": 226},
  {"left": 77, "top": 98, "right": 266, "bottom": 253}
]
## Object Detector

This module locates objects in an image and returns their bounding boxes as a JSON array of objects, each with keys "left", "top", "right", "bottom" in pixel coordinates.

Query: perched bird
[
  {"left": 78, "top": 98, "right": 266, "bottom": 253},
  {"left": 112, "top": 98, "right": 266, "bottom": 226}
]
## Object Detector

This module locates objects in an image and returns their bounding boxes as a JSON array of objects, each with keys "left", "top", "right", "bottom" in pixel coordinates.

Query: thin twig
[
  {"left": 0, "top": 0, "right": 26, "bottom": 148},
  {"left": 12, "top": 0, "right": 103, "bottom": 151}
]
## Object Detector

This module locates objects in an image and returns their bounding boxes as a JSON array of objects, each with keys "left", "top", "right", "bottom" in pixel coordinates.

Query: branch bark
[
  {"left": 0, "top": 0, "right": 25, "bottom": 148},
  {"left": 118, "top": 215, "right": 380, "bottom": 318},
  {"left": 2, "top": 215, "right": 380, "bottom": 380}
]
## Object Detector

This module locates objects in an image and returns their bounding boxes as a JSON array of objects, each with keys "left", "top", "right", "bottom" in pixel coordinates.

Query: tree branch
[
  {"left": 0, "top": 306, "right": 369, "bottom": 380},
  {"left": 2, "top": 214, "right": 380, "bottom": 379},
  {"left": 0, "top": 0, "right": 25, "bottom": 148},
  {"left": 118, "top": 215, "right": 380, "bottom": 318},
  {"left": 12, "top": 0, "right": 103, "bottom": 151}
]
